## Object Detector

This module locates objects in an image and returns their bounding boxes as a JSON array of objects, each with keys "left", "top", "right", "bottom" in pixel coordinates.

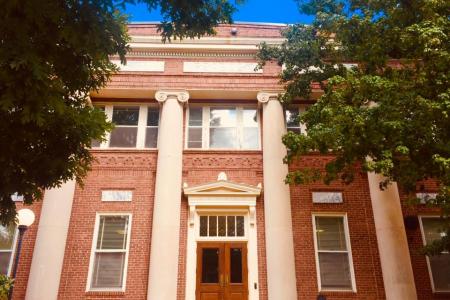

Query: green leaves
[{"left": 259, "top": 0, "right": 450, "bottom": 253}]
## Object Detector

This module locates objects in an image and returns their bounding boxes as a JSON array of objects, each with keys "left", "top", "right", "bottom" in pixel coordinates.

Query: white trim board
[{"left": 183, "top": 62, "right": 262, "bottom": 74}]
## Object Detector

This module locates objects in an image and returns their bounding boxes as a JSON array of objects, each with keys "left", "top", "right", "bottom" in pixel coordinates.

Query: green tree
[
  {"left": 0, "top": 0, "right": 239, "bottom": 223},
  {"left": 258, "top": 0, "right": 450, "bottom": 253}
]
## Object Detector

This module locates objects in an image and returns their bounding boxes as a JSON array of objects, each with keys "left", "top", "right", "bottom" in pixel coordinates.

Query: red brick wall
[
  {"left": 400, "top": 181, "right": 450, "bottom": 300},
  {"left": 57, "top": 150, "right": 157, "bottom": 300},
  {"left": 178, "top": 151, "right": 268, "bottom": 300},
  {"left": 289, "top": 155, "right": 386, "bottom": 300}
]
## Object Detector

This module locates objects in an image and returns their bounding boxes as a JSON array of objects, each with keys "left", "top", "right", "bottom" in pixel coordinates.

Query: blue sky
[{"left": 124, "top": 0, "right": 313, "bottom": 24}]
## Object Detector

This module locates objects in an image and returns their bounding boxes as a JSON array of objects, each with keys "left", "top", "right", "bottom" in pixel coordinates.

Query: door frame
[{"left": 185, "top": 207, "right": 259, "bottom": 300}]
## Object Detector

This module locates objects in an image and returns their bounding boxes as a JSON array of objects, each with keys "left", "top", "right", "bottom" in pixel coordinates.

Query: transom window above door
[
  {"left": 91, "top": 104, "right": 160, "bottom": 149},
  {"left": 199, "top": 215, "right": 245, "bottom": 238},
  {"left": 186, "top": 106, "right": 260, "bottom": 150}
]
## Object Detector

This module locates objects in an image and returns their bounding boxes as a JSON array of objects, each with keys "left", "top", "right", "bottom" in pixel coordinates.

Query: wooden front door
[{"left": 196, "top": 242, "right": 248, "bottom": 300}]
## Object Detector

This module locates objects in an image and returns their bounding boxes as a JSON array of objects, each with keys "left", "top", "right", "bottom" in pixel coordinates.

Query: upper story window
[
  {"left": 0, "top": 225, "right": 16, "bottom": 275},
  {"left": 419, "top": 217, "right": 450, "bottom": 292},
  {"left": 285, "top": 105, "right": 308, "bottom": 134},
  {"left": 92, "top": 104, "right": 159, "bottom": 149},
  {"left": 186, "top": 106, "right": 260, "bottom": 150}
]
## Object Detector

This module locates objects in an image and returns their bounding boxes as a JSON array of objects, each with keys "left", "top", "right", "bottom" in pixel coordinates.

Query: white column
[
  {"left": 147, "top": 90, "right": 189, "bottom": 300},
  {"left": 257, "top": 92, "right": 298, "bottom": 300},
  {"left": 367, "top": 172, "right": 417, "bottom": 300},
  {"left": 26, "top": 180, "right": 76, "bottom": 300}
]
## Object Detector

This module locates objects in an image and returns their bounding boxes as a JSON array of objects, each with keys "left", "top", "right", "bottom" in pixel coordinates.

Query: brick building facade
[{"left": 5, "top": 23, "right": 449, "bottom": 300}]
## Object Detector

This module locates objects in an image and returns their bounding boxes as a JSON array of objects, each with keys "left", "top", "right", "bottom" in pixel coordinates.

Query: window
[
  {"left": 313, "top": 215, "right": 356, "bottom": 291},
  {"left": 92, "top": 105, "right": 159, "bottom": 149},
  {"left": 199, "top": 215, "right": 245, "bottom": 237},
  {"left": 186, "top": 106, "right": 260, "bottom": 150},
  {"left": 0, "top": 225, "right": 16, "bottom": 275},
  {"left": 88, "top": 214, "right": 131, "bottom": 291},
  {"left": 419, "top": 217, "right": 450, "bottom": 292},
  {"left": 285, "top": 105, "right": 308, "bottom": 134}
]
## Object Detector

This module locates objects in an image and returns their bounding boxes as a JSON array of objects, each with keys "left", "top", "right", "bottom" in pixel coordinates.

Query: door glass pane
[
  {"left": 236, "top": 216, "right": 245, "bottom": 237},
  {"left": 109, "top": 127, "right": 138, "bottom": 147},
  {"left": 209, "top": 216, "right": 217, "bottom": 237},
  {"left": 91, "top": 252, "right": 125, "bottom": 288},
  {"left": 318, "top": 252, "right": 352, "bottom": 290},
  {"left": 96, "top": 216, "right": 128, "bottom": 250},
  {"left": 218, "top": 216, "right": 226, "bottom": 236},
  {"left": 202, "top": 248, "right": 219, "bottom": 283},
  {"left": 230, "top": 248, "right": 243, "bottom": 283},
  {"left": 315, "top": 217, "right": 347, "bottom": 251},
  {"left": 227, "top": 216, "right": 235, "bottom": 236},
  {"left": 200, "top": 216, "right": 208, "bottom": 237}
]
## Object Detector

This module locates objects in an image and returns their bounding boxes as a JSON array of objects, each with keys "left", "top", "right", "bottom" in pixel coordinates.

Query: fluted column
[
  {"left": 367, "top": 172, "right": 417, "bottom": 299},
  {"left": 147, "top": 90, "right": 189, "bottom": 300},
  {"left": 26, "top": 180, "right": 76, "bottom": 300},
  {"left": 257, "top": 92, "right": 298, "bottom": 300}
]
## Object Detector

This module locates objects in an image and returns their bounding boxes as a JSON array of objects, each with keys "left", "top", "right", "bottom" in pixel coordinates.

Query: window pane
[
  {"left": 202, "top": 248, "right": 219, "bottom": 283},
  {"left": 210, "top": 108, "right": 236, "bottom": 127},
  {"left": 188, "top": 127, "right": 202, "bottom": 148},
  {"left": 236, "top": 216, "right": 245, "bottom": 237},
  {"left": 91, "top": 106, "right": 105, "bottom": 147},
  {"left": 145, "top": 127, "right": 158, "bottom": 148},
  {"left": 189, "top": 108, "right": 203, "bottom": 126},
  {"left": 429, "top": 254, "right": 450, "bottom": 291},
  {"left": 422, "top": 218, "right": 446, "bottom": 244},
  {"left": 227, "top": 216, "right": 235, "bottom": 236},
  {"left": 97, "top": 216, "right": 129, "bottom": 250},
  {"left": 242, "top": 127, "right": 259, "bottom": 149},
  {"left": 209, "top": 216, "right": 217, "bottom": 237},
  {"left": 218, "top": 216, "right": 226, "bottom": 236},
  {"left": 210, "top": 128, "right": 237, "bottom": 149},
  {"left": 200, "top": 216, "right": 208, "bottom": 237},
  {"left": 112, "top": 107, "right": 139, "bottom": 125},
  {"left": 0, "top": 252, "right": 11, "bottom": 275},
  {"left": 316, "top": 217, "right": 347, "bottom": 251},
  {"left": 243, "top": 109, "right": 258, "bottom": 127},
  {"left": 147, "top": 108, "right": 159, "bottom": 126},
  {"left": 285, "top": 108, "right": 300, "bottom": 127},
  {"left": 109, "top": 127, "right": 138, "bottom": 147},
  {"left": 230, "top": 248, "right": 243, "bottom": 283},
  {"left": 91, "top": 252, "right": 125, "bottom": 288},
  {"left": 318, "top": 252, "right": 352, "bottom": 290},
  {"left": 0, "top": 225, "right": 15, "bottom": 249}
]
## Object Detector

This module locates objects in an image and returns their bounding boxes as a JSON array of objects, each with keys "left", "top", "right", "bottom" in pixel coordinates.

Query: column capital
[
  {"left": 155, "top": 90, "right": 189, "bottom": 103},
  {"left": 256, "top": 91, "right": 283, "bottom": 104}
]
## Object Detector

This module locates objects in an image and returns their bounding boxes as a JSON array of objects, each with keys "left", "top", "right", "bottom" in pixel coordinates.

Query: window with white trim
[
  {"left": 88, "top": 214, "right": 131, "bottom": 291},
  {"left": 92, "top": 105, "right": 159, "bottom": 149},
  {"left": 419, "top": 217, "right": 450, "bottom": 292},
  {"left": 285, "top": 105, "right": 308, "bottom": 134},
  {"left": 313, "top": 215, "right": 355, "bottom": 291},
  {"left": 0, "top": 225, "right": 16, "bottom": 275},
  {"left": 186, "top": 106, "right": 260, "bottom": 150}
]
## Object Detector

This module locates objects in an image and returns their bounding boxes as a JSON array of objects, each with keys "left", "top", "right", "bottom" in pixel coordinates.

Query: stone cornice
[{"left": 155, "top": 90, "right": 189, "bottom": 103}]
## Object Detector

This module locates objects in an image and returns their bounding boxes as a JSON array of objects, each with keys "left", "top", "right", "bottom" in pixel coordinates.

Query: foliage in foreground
[
  {"left": 258, "top": 0, "right": 450, "bottom": 253},
  {"left": 0, "top": 0, "right": 239, "bottom": 223},
  {"left": 0, "top": 275, "right": 13, "bottom": 300}
]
